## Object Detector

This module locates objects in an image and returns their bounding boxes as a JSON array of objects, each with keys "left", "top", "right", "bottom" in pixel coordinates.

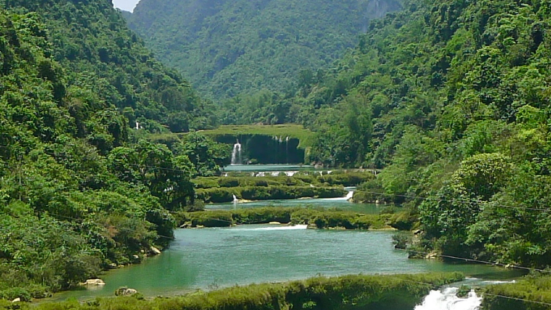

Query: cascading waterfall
[
  {"left": 344, "top": 191, "right": 354, "bottom": 200},
  {"left": 231, "top": 140, "right": 242, "bottom": 165},
  {"left": 415, "top": 287, "right": 481, "bottom": 310}
]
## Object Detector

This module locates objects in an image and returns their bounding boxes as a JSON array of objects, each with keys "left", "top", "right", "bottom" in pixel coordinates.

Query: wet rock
[
  {"left": 150, "top": 246, "right": 161, "bottom": 255},
  {"left": 115, "top": 287, "right": 138, "bottom": 296},
  {"left": 82, "top": 279, "right": 105, "bottom": 286}
]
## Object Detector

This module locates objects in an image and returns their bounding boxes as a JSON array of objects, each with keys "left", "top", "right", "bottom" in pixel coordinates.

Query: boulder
[
  {"left": 269, "top": 222, "right": 281, "bottom": 225},
  {"left": 150, "top": 246, "right": 161, "bottom": 255},
  {"left": 115, "top": 287, "right": 138, "bottom": 296},
  {"left": 12, "top": 298, "right": 20, "bottom": 303},
  {"left": 82, "top": 279, "right": 105, "bottom": 286}
]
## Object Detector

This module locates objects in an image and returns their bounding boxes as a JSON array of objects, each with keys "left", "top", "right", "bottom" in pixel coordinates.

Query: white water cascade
[
  {"left": 415, "top": 287, "right": 481, "bottom": 310},
  {"left": 344, "top": 191, "right": 354, "bottom": 200},
  {"left": 231, "top": 140, "right": 242, "bottom": 165}
]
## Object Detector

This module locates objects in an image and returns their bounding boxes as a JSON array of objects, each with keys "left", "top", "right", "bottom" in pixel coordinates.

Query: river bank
[{"left": 1, "top": 273, "right": 465, "bottom": 310}]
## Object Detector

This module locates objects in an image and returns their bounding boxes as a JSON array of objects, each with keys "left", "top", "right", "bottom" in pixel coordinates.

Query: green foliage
[
  {"left": 482, "top": 275, "right": 551, "bottom": 310},
  {"left": 0, "top": 0, "right": 219, "bottom": 298},
  {"left": 264, "top": 0, "right": 551, "bottom": 270},
  {"left": 0, "top": 273, "right": 464, "bottom": 310},
  {"left": 1, "top": 0, "right": 216, "bottom": 132},
  {"left": 196, "top": 186, "right": 346, "bottom": 203},
  {"left": 194, "top": 171, "right": 375, "bottom": 189},
  {"left": 194, "top": 124, "right": 315, "bottom": 148},
  {"left": 126, "top": 0, "right": 402, "bottom": 100},
  {"left": 176, "top": 207, "right": 403, "bottom": 230}
]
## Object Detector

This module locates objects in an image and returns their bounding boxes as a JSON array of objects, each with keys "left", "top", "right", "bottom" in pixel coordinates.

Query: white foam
[
  {"left": 232, "top": 225, "right": 308, "bottom": 231},
  {"left": 415, "top": 287, "right": 481, "bottom": 310}
]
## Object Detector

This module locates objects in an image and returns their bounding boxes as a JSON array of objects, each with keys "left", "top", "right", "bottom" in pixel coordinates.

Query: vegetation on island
[
  {"left": 0, "top": 273, "right": 465, "bottom": 308},
  {"left": 194, "top": 172, "right": 375, "bottom": 189},
  {"left": 175, "top": 207, "right": 417, "bottom": 231},
  {"left": 193, "top": 172, "right": 374, "bottom": 202}
]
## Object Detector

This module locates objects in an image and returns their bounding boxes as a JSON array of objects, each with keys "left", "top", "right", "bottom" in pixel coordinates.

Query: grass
[
  {"left": 3, "top": 273, "right": 465, "bottom": 309},
  {"left": 192, "top": 124, "right": 315, "bottom": 147}
]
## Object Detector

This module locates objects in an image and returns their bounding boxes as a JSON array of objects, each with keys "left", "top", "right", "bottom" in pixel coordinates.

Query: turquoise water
[{"left": 54, "top": 225, "right": 522, "bottom": 301}]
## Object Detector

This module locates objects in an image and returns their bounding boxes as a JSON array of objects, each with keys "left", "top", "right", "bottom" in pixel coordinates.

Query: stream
[{"left": 52, "top": 168, "right": 521, "bottom": 309}]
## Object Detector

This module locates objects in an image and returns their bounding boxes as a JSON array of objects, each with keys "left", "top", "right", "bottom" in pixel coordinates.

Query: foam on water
[
  {"left": 415, "top": 287, "right": 481, "bottom": 310},
  {"left": 231, "top": 225, "right": 308, "bottom": 231}
]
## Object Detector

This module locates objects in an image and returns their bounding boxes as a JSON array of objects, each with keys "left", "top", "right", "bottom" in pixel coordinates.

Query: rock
[
  {"left": 12, "top": 298, "right": 20, "bottom": 303},
  {"left": 82, "top": 279, "right": 105, "bottom": 286},
  {"left": 425, "top": 252, "right": 438, "bottom": 260},
  {"left": 115, "top": 287, "right": 138, "bottom": 296},
  {"left": 413, "top": 229, "right": 423, "bottom": 235},
  {"left": 150, "top": 246, "right": 161, "bottom": 255},
  {"left": 108, "top": 263, "right": 117, "bottom": 269},
  {"left": 269, "top": 222, "right": 281, "bottom": 225}
]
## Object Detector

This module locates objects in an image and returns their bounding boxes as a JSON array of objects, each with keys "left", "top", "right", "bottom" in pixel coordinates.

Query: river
[
  {"left": 52, "top": 172, "right": 521, "bottom": 309},
  {"left": 55, "top": 224, "right": 521, "bottom": 305}
]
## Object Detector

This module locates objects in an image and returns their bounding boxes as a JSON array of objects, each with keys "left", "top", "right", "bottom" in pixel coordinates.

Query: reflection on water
[{"left": 54, "top": 226, "right": 523, "bottom": 302}]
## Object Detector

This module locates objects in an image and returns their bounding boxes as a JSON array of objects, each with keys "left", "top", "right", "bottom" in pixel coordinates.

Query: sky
[{"left": 112, "top": 0, "right": 140, "bottom": 12}]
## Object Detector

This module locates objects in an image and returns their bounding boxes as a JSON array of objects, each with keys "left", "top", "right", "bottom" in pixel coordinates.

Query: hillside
[
  {"left": 284, "top": 0, "right": 551, "bottom": 272},
  {"left": 1, "top": 0, "right": 217, "bottom": 132},
  {"left": 0, "top": 0, "right": 228, "bottom": 300},
  {"left": 126, "top": 0, "right": 402, "bottom": 99}
]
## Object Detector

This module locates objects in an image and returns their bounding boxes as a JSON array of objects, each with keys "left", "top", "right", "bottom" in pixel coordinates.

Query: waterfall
[
  {"left": 231, "top": 140, "right": 242, "bottom": 165},
  {"left": 345, "top": 191, "right": 354, "bottom": 200},
  {"left": 415, "top": 287, "right": 481, "bottom": 310},
  {"left": 285, "top": 136, "right": 289, "bottom": 164}
]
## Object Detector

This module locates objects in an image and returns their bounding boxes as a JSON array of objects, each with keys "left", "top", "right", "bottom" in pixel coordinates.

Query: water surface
[{"left": 55, "top": 225, "right": 521, "bottom": 301}]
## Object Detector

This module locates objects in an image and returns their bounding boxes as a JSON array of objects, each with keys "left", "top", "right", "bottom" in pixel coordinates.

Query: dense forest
[
  {"left": 289, "top": 0, "right": 551, "bottom": 272},
  {"left": 0, "top": 0, "right": 229, "bottom": 301},
  {"left": 2, "top": 0, "right": 551, "bottom": 307},
  {"left": 125, "top": 0, "right": 402, "bottom": 99}
]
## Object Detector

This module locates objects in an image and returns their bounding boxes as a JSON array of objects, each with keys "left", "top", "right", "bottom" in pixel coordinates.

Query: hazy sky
[{"left": 112, "top": 0, "right": 140, "bottom": 12}]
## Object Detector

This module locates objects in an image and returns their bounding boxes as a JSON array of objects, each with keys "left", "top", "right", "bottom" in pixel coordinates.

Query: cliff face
[{"left": 126, "top": 0, "right": 403, "bottom": 99}]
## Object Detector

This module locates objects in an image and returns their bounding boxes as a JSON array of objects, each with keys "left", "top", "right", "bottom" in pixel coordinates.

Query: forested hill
[
  {"left": 125, "top": 0, "right": 402, "bottom": 99},
  {"left": 292, "top": 0, "right": 551, "bottom": 269},
  {"left": 0, "top": 0, "right": 228, "bottom": 300},
  {"left": 0, "top": 0, "right": 217, "bottom": 132}
]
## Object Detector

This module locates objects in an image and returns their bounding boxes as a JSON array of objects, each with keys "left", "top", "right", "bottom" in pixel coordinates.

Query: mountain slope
[
  {"left": 0, "top": 0, "right": 226, "bottom": 300},
  {"left": 126, "top": 0, "right": 402, "bottom": 99},
  {"left": 294, "top": 0, "right": 551, "bottom": 269},
  {"left": 1, "top": 0, "right": 217, "bottom": 132}
]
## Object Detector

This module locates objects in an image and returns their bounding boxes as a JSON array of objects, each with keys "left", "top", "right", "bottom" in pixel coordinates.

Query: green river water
[
  {"left": 55, "top": 224, "right": 521, "bottom": 301},
  {"left": 52, "top": 172, "right": 522, "bottom": 302}
]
